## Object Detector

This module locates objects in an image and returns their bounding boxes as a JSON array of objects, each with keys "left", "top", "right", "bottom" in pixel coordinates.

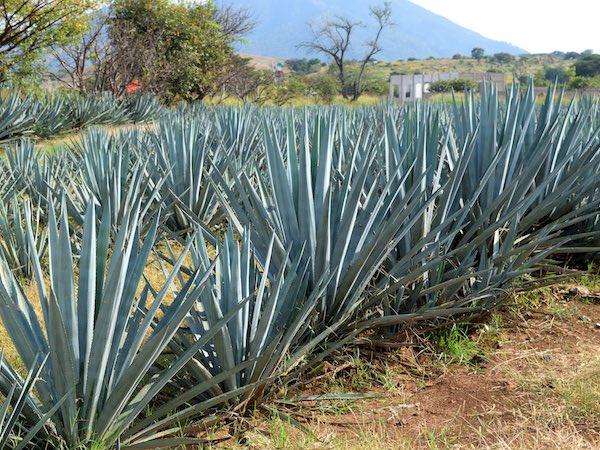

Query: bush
[
  {"left": 285, "top": 58, "right": 322, "bottom": 74},
  {"left": 569, "top": 76, "right": 600, "bottom": 90},
  {"left": 575, "top": 54, "right": 600, "bottom": 77},
  {"left": 493, "top": 52, "right": 515, "bottom": 64},
  {"left": 543, "top": 66, "right": 571, "bottom": 84},
  {"left": 564, "top": 51, "right": 581, "bottom": 60},
  {"left": 310, "top": 74, "right": 341, "bottom": 102},
  {"left": 428, "top": 78, "right": 478, "bottom": 93},
  {"left": 363, "top": 80, "right": 388, "bottom": 96}
]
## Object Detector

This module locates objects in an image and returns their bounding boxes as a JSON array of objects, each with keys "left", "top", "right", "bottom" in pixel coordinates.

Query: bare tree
[
  {"left": 50, "top": 11, "right": 165, "bottom": 96},
  {"left": 209, "top": 55, "right": 273, "bottom": 104},
  {"left": 299, "top": 1, "right": 393, "bottom": 101},
  {"left": 214, "top": 2, "right": 256, "bottom": 40},
  {"left": 50, "top": 13, "right": 108, "bottom": 93},
  {"left": 208, "top": 1, "right": 263, "bottom": 101}
]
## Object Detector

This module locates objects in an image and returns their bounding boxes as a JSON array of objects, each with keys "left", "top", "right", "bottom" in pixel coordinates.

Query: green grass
[{"left": 429, "top": 323, "right": 487, "bottom": 367}]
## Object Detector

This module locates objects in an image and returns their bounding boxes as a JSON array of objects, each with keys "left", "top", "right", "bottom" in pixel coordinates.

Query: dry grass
[
  {"left": 33, "top": 122, "right": 157, "bottom": 154},
  {"left": 220, "top": 278, "right": 600, "bottom": 449}
]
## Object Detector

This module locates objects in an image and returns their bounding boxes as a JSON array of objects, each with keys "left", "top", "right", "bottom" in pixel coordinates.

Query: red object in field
[{"left": 126, "top": 79, "right": 142, "bottom": 95}]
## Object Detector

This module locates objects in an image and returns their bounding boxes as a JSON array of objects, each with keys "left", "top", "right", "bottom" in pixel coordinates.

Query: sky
[{"left": 409, "top": 0, "right": 599, "bottom": 54}]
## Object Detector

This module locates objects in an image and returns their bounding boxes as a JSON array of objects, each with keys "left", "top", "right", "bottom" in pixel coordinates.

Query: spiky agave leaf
[
  {"left": 0, "top": 353, "right": 74, "bottom": 450},
  {"left": 0, "top": 198, "right": 47, "bottom": 279},
  {"left": 31, "top": 93, "right": 75, "bottom": 138},
  {"left": 149, "top": 112, "right": 224, "bottom": 231},
  {"left": 124, "top": 92, "right": 165, "bottom": 123},
  {"left": 156, "top": 225, "right": 334, "bottom": 412},
  {"left": 213, "top": 109, "right": 441, "bottom": 338},
  {"left": 5, "top": 140, "right": 76, "bottom": 221},
  {"left": 0, "top": 91, "right": 34, "bottom": 143},
  {"left": 66, "top": 92, "right": 131, "bottom": 129},
  {"left": 63, "top": 128, "right": 165, "bottom": 232},
  {"left": 0, "top": 198, "right": 254, "bottom": 447}
]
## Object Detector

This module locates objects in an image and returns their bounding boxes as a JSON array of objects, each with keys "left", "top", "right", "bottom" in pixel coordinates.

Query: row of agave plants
[
  {"left": 0, "top": 91, "right": 164, "bottom": 143},
  {"left": 0, "top": 82, "right": 599, "bottom": 448}
]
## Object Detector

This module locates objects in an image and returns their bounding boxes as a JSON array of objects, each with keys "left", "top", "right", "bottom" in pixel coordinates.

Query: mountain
[{"left": 226, "top": 0, "right": 526, "bottom": 60}]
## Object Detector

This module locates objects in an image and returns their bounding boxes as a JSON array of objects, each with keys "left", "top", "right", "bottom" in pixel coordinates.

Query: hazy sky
[{"left": 409, "top": 0, "right": 599, "bottom": 54}]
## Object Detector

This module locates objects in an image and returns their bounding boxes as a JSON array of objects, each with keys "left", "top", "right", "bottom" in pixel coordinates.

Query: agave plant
[
  {"left": 367, "top": 82, "right": 600, "bottom": 331},
  {"left": 5, "top": 140, "right": 74, "bottom": 217},
  {"left": 67, "top": 92, "right": 131, "bottom": 129},
  {"left": 124, "top": 92, "right": 165, "bottom": 123},
  {"left": 0, "top": 353, "right": 71, "bottom": 450},
  {"left": 213, "top": 109, "right": 441, "bottom": 338},
  {"left": 0, "top": 159, "right": 20, "bottom": 203},
  {"left": 148, "top": 112, "right": 225, "bottom": 232},
  {"left": 31, "top": 93, "right": 75, "bottom": 138},
  {"left": 0, "top": 198, "right": 47, "bottom": 279},
  {"left": 212, "top": 105, "right": 264, "bottom": 162},
  {"left": 0, "top": 91, "right": 34, "bottom": 142},
  {"left": 0, "top": 198, "right": 253, "bottom": 448},
  {"left": 152, "top": 226, "right": 334, "bottom": 417},
  {"left": 64, "top": 128, "right": 164, "bottom": 231}
]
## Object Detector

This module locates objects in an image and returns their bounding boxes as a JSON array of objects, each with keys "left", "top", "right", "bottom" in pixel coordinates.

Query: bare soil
[{"left": 231, "top": 284, "right": 600, "bottom": 449}]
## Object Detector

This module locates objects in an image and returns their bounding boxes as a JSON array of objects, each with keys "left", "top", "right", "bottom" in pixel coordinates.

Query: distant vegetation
[
  {"left": 0, "top": 1, "right": 599, "bottom": 105},
  {"left": 428, "top": 78, "right": 477, "bottom": 93},
  {"left": 1, "top": 2, "right": 600, "bottom": 449},
  {"left": 285, "top": 58, "right": 323, "bottom": 74}
]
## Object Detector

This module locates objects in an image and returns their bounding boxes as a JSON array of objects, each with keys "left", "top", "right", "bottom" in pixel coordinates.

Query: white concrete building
[{"left": 390, "top": 72, "right": 506, "bottom": 101}]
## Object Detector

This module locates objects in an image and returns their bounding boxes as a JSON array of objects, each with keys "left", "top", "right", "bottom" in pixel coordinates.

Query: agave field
[
  {"left": 0, "top": 82, "right": 599, "bottom": 448},
  {"left": 0, "top": 91, "right": 162, "bottom": 143}
]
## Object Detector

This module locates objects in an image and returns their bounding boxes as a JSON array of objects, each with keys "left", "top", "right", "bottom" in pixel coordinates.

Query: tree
[
  {"left": 543, "top": 66, "right": 571, "bottom": 84},
  {"left": 299, "top": 1, "right": 393, "bottom": 101},
  {"left": 285, "top": 58, "right": 321, "bottom": 74},
  {"left": 204, "top": 1, "right": 258, "bottom": 99},
  {"left": 428, "top": 78, "right": 477, "bottom": 93},
  {"left": 471, "top": 47, "right": 485, "bottom": 60},
  {"left": 0, "top": 0, "right": 97, "bottom": 82},
  {"left": 210, "top": 54, "right": 273, "bottom": 104},
  {"left": 50, "top": 10, "right": 108, "bottom": 93},
  {"left": 564, "top": 51, "right": 581, "bottom": 60},
  {"left": 493, "top": 52, "right": 514, "bottom": 64},
  {"left": 213, "top": 1, "right": 256, "bottom": 40},
  {"left": 107, "top": 0, "right": 233, "bottom": 100},
  {"left": 574, "top": 54, "right": 600, "bottom": 78},
  {"left": 569, "top": 75, "right": 600, "bottom": 90},
  {"left": 310, "top": 73, "right": 340, "bottom": 102},
  {"left": 581, "top": 49, "right": 594, "bottom": 57}
]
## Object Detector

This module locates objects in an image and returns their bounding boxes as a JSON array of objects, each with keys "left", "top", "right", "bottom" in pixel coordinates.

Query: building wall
[{"left": 390, "top": 72, "right": 506, "bottom": 101}]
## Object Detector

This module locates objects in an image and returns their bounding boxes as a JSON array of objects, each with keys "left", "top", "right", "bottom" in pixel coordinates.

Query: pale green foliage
[
  {"left": 0, "top": 81, "right": 598, "bottom": 446},
  {"left": 0, "top": 199, "right": 244, "bottom": 447}
]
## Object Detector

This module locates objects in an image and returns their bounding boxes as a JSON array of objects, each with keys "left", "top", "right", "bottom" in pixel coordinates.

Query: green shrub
[
  {"left": 428, "top": 78, "right": 478, "bottom": 93},
  {"left": 569, "top": 75, "right": 600, "bottom": 90},
  {"left": 310, "top": 73, "right": 341, "bottom": 102}
]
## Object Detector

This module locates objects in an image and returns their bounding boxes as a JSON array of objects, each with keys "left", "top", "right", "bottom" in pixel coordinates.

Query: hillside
[
  {"left": 226, "top": 0, "right": 526, "bottom": 60},
  {"left": 363, "top": 54, "right": 572, "bottom": 84}
]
